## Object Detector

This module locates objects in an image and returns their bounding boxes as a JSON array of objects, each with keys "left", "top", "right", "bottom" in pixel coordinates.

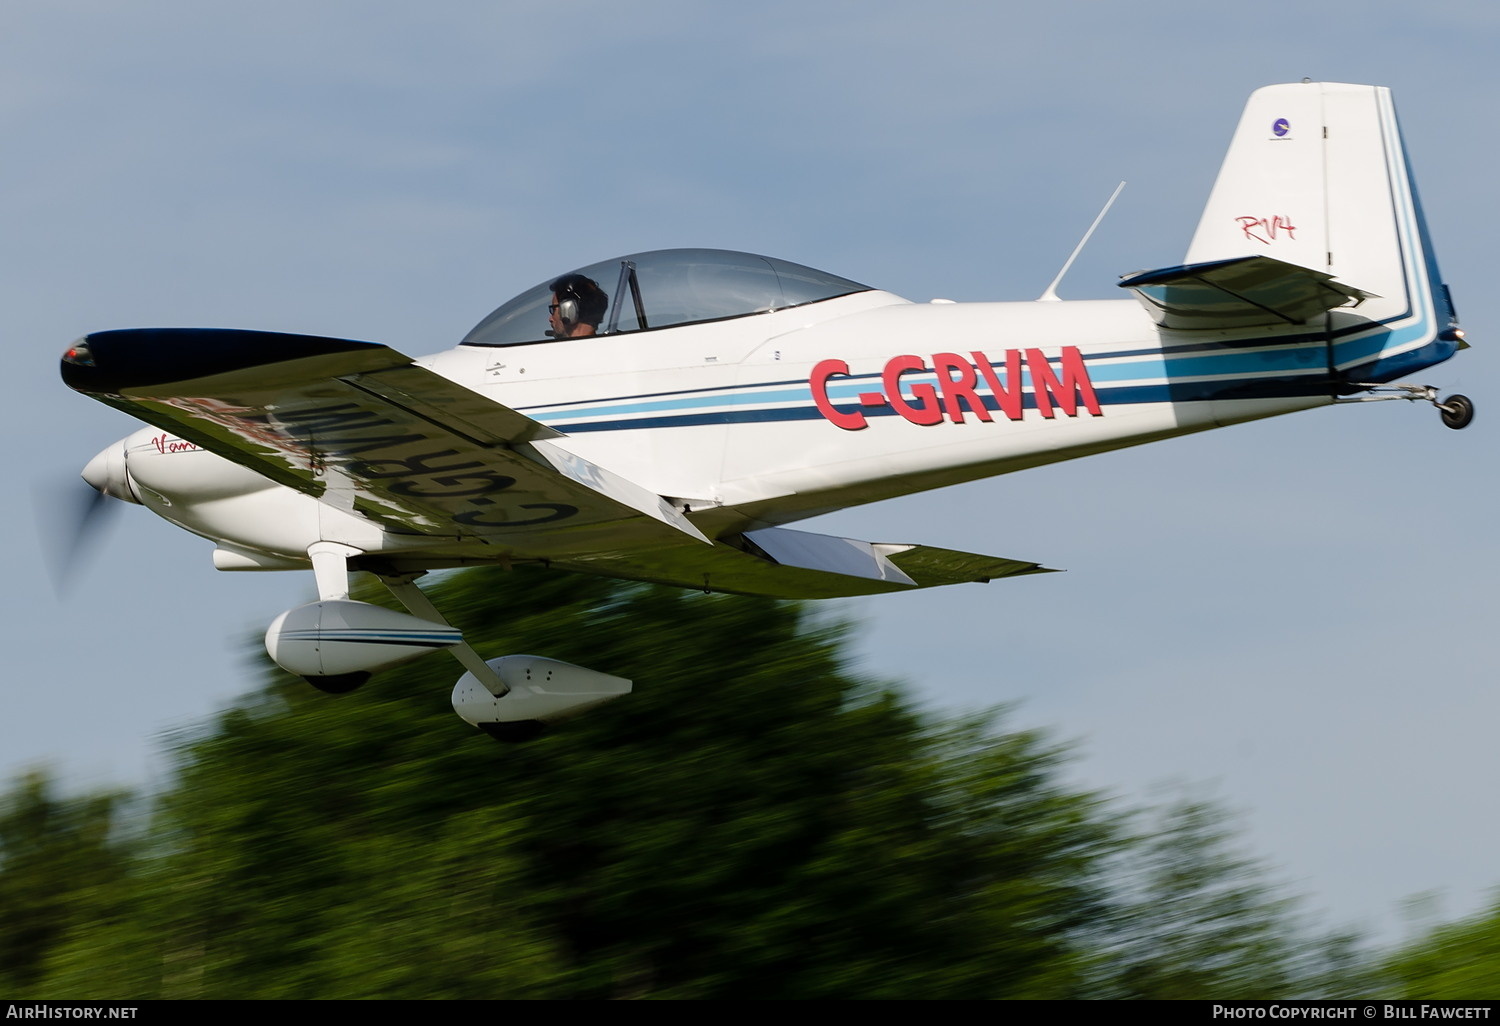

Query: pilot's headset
[
  {"left": 548, "top": 274, "right": 603, "bottom": 337},
  {"left": 555, "top": 291, "right": 580, "bottom": 333}
]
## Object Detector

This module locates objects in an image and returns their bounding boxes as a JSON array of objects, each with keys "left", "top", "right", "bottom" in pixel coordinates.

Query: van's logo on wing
[
  {"left": 810, "top": 347, "right": 1102, "bottom": 431},
  {"left": 149, "top": 433, "right": 200, "bottom": 454},
  {"left": 1272, "top": 117, "right": 1290, "bottom": 137}
]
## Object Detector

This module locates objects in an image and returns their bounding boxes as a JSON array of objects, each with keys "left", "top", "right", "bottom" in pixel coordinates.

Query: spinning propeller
[{"left": 37, "top": 440, "right": 133, "bottom": 593}]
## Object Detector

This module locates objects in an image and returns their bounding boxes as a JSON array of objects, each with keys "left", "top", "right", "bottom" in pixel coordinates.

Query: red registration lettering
[
  {"left": 883, "top": 355, "right": 943, "bottom": 426},
  {"left": 932, "top": 352, "right": 992, "bottom": 423},
  {"left": 1026, "top": 346, "right": 1102, "bottom": 419},
  {"left": 970, "top": 349, "right": 1025, "bottom": 421},
  {"left": 810, "top": 358, "right": 867, "bottom": 431},
  {"left": 810, "top": 347, "right": 1102, "bottom": 429}
]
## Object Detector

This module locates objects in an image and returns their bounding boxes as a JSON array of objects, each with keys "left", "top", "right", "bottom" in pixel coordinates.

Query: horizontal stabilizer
[{"left": 1118, "top": 255, "right": 1373, "bottom": 330}]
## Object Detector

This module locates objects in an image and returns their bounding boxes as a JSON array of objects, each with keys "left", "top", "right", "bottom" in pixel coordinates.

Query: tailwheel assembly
[
  {"left": 1438, "top": 394, "right": 1474, "bottom": 430},
  {"left": 1337, "top": 383, "right": 1475, "bottom": 430}
]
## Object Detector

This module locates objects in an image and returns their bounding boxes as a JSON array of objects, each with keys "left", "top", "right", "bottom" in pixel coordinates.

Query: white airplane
[{"left": 61, "top": 82, "right": 1471, "bottom": 740}]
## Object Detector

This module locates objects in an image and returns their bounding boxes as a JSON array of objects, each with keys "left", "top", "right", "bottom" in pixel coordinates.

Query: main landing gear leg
[
  {"left": 380, "top": 575, "right": 631, "bottom": 743},
  {"left": 307, "top": 541, "right": 360, "bottom": 601},
  {"left": 1336, "top": 384, "right": 1475, "bottom": 430},
  {"left": 379, "top": 573, "right": 511, "bottom": 698}
]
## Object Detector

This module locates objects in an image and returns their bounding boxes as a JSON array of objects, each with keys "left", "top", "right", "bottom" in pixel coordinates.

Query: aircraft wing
[
  {"left": 1118, "top": 255, "right": 1374, "bottom": 330},
  {"left": 547, "top": 526, "right": 1056, "bottom": 599},
  {"left": 61, "top": 328, "right": 708, "bottom": 551}
]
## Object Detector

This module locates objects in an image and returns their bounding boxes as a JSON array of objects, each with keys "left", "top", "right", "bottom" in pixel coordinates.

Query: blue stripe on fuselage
[{"left": 551, "top": 374, "right": 1333, "bottom": 433}]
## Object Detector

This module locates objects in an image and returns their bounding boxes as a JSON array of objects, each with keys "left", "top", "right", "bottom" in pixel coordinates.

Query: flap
[{"left": 744, "top": 527, "right": 918, "bottom": 587}]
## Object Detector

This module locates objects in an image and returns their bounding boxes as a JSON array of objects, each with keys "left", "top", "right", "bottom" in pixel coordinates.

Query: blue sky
[{"left": 6, "top": 1, "right": 1498, "bottom": 945}]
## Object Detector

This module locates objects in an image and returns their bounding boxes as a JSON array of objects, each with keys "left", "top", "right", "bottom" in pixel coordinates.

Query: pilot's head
[{"left": 547, "top": 274, "right": 608, "bottom": 338}]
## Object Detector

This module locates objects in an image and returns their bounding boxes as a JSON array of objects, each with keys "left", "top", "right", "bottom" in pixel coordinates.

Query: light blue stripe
[{"left": 528, "top": 344, "right": 1334, "bottom": 424}]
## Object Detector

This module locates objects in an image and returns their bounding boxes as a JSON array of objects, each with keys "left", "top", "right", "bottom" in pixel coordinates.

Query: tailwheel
[
  {"left": 1439, "top": 394, "right": 1474, "bottom": 430},
  {"left": 1337, "top": 382, "right": 1476, "bottom": 430}
]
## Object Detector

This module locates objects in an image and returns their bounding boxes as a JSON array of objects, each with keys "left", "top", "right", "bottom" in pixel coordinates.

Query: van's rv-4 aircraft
[{"left": 62, "top": 83, "right": 1472, "bottom": 740}]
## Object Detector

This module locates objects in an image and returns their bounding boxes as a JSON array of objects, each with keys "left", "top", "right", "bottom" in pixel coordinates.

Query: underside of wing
[
  {"left": 1118, "top": 255, "right": 1374, "bottom": 330},
  {"left": 61, "top": 328, "right": 707, "bottom": 554},
  {"left": 545, "top": 526, "right": 1056, "bottom": 599}
]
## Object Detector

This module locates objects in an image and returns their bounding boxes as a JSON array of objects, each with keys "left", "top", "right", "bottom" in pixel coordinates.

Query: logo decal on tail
[{"left": 1235, "top": 214, "right": 1298, "bottom": 244}]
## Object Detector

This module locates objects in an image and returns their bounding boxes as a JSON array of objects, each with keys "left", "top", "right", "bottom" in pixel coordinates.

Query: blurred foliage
[
  {"left": 1083, "top": 793, "right": 1378, "bottom": 999},
  {"left": 1383, "top": 894, "right": 1500, "bottom": 998},
  {"left": 0, "top": 566, "right": 1465, "bottom": 998},
  {"left": 0, "top": 771, "right": 132, "bottom": 993}
]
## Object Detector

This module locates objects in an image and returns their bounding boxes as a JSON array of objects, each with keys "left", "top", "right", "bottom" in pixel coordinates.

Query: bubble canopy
[{"left": 460, "top": 248, "right": 871, "bottom": 347}]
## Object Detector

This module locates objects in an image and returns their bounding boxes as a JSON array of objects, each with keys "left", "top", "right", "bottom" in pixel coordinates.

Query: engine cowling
[
  {"left": 266, "top": 599, "right": 463, "bottom": 690},
  {"left": 452, "top": 655, "right": 632, "bottom": 741}
]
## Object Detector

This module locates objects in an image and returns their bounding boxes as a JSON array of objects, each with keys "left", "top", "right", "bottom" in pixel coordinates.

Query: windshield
[{"left": 461, "top": 248, "right": 870, "bottom": 347}]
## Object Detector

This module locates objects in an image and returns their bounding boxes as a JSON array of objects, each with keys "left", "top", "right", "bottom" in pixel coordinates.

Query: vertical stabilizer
[
  {"left": 1188, "top": 83, "right": 1334, "bottom": 277},
  {"left": 1187, "top": 82, "right": 1459, "bottom": 381}
]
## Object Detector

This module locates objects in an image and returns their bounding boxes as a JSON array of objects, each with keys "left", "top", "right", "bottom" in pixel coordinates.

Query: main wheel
[
  {"left": 478, "top": 720, "right": 548, "bottom": 743},
  {"left": 1440, "top": 394, "right": 1474, "bottom": 430},
  {"left": 304, "top": 671, "right": 370, "bottom": 694}
]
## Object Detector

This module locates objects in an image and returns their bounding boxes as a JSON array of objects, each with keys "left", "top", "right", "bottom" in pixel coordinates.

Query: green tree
[
  {"left": 22, "top": 567, "right": 1389, "bottom": 999},
  {"left": 1084, "top": 792, "right": 1377, "bottom": 999},
  {"left": 1383, "top": 893, "right": 1500, "bottom": 998},
  {"left": 0, "top": 769, "right": 134, "bottom": 994},
  {"left": 38, "top": 568, "right": 1124, "bottom": 998}
]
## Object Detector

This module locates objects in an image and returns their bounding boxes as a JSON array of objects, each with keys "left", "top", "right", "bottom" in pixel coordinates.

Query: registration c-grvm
[{"left": 810, "top": 347, "right": 1103, "bottom": 431}]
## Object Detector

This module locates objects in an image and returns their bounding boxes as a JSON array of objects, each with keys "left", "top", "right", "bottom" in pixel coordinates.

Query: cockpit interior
[{"left": 461, "top": 249, "right": 870, "bottom": 347}]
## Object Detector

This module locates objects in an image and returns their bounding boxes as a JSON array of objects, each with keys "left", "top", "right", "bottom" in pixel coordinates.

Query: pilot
[{"left": 547, "top": 274, "right": 609, "bottom": 339}]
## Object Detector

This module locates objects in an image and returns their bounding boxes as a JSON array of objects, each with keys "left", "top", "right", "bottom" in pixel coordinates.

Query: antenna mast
[{"left": 1037, "top": 181, "right": 1126, "bottom": 302}]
